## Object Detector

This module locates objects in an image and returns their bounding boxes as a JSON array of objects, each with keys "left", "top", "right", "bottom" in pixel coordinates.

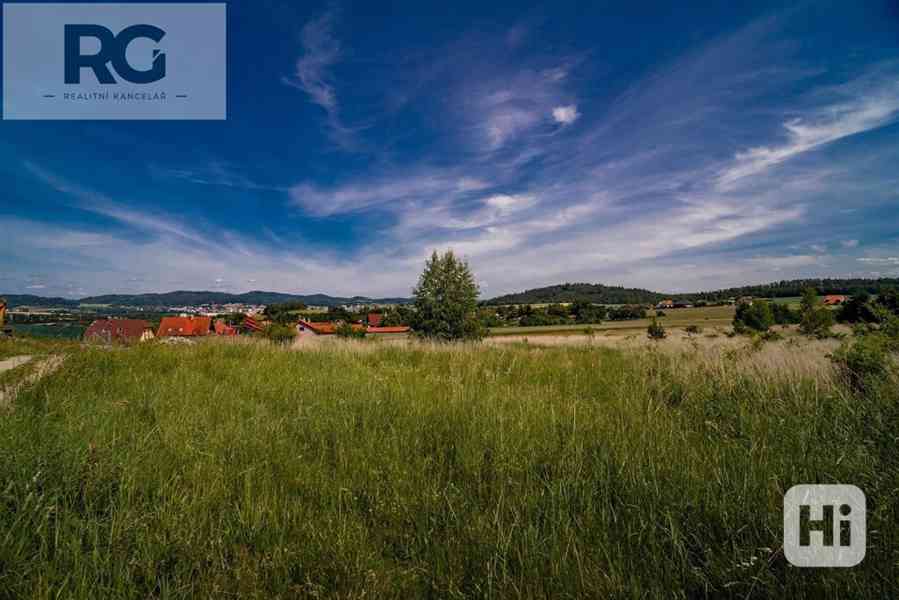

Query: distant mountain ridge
[
  {"left": 485, "top": 278, "right": 899, "bottom": 305},
  {"left": 6, "top": 277, "right": 899, "bottom": 309},
  {"left": 2, "top": 290, "right": 412, "bottom": 309}
]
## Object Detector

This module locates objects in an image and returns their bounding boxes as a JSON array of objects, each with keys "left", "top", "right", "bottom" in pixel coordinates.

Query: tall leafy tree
[
  {"left": 413, "top": 250, "right": 484, "bottom": 341},
  {"left": 799, "top": 287, "right": 834, "bottom": 337}
]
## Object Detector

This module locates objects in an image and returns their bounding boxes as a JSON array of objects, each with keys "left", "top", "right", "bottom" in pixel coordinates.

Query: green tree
[
  {"left": 413, "top": 250, "right": 484, "bottom": 341},
  {"left": 799, "top": 288, "right": 834, "bottom": 337},
  {"left": 647, "top": 318, "right": 667, "bottom": 340},
  {"left": 733, "top": 300, "right": 774, "bottom": 333}
]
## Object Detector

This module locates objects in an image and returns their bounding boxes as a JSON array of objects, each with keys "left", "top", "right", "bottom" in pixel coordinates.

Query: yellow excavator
[{"left": 0, "top": 297, "right": 11, "bottom": 336}]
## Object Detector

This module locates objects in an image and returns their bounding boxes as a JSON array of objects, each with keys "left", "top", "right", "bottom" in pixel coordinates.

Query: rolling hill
[
  {"left": 485, "top": 278, "right": 899, "bottom": 305},
  {"left": 2, "top": 290, "right": 411, "bottom": 309}
]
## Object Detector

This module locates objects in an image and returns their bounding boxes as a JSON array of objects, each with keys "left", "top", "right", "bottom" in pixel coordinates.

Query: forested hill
[
  {"left": 77, "top": 291, "right": 412, "bottom": 307},
  {"left": 679, "top": 278, "right": 899, "bottom": 302},
  {"left": 2, "top": 290, "right": 412, "bottom": 308},
  {"left": 485, "top": 283, "right": 664, "bottom": 305},
  {"left": 485, "top": 278, "right": 899, "bottom": 305}
]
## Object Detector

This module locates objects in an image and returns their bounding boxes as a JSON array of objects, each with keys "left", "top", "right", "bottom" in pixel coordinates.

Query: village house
[
  {"left": 823, "top": 294, "right": 849, "bottom": 306},
  {"left": 656, "top": 299, "right": 675, "bottom": 309},
  {"left": 157, "top": 315, "right": 212, "bottom": 338},
  {"left": 84, "top": 318, "right": 155, "bottom": 344},
  {"left": 297, "top": 319, "right": 410, "bottom": 336}
]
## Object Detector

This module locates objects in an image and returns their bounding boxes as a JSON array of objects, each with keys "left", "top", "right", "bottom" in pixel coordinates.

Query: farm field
[
  {"left": 489, "top": 305, "right": 737, "bottom": 337},
  {"left": 0, "top": 335, "right": 896, "bottom": 598}
]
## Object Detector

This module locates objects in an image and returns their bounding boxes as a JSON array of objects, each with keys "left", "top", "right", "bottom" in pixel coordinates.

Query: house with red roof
[
  {"left": 157, "top": 316, "right": 212, "bottom": 338},
  {"left": 214, "top": 319, "right": 239, "bottom": 336},
  {"left": 823, "top": 295, "right": 849, "bottom": 306},
  {"left": 297, "top": 319, "right": 410, "bottom": 336},
  {"left": 84, "top": 319, "right": 154, "bottom": 344}
]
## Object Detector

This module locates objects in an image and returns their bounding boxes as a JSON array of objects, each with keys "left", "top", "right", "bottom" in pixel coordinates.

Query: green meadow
[{"left": 0, "top": 337, "right": 896, "bottom": 598}]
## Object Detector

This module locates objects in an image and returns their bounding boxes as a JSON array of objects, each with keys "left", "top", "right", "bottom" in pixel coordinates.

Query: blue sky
[{"left": 2, "top": 0, "right": 899, "bottom": 298}]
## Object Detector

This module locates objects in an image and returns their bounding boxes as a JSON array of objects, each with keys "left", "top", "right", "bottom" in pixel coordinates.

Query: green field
[
  {"left": 0, "top": 336, "right": 896, "bottom": 598},
  {"left": 490, "top": 305, "right": 736, "bottom": 337},
  {"left": 10, "top": 322, "right": 87, "bottom": 340}
]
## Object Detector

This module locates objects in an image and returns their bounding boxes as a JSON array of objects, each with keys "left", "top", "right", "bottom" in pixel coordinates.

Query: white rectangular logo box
[{"left": 3, "top": 3, "right": 226, "bottom": 119}]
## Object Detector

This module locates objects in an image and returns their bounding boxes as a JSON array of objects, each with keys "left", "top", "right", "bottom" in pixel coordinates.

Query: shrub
[
  {"left": 608, "top": 305, "right": 647, "bottom": 321},
  {"left": 684, "top": 325, "right": 701, "bottom": 335},
  {"left": 733, "top": 301, "right": 774, "bottom": 333},
  {"left": 831, "top": 334, "right": 892, "bottom": 394},
  {"left": 647, "top": 318, "right": 667, "bottom": 340},
  {"left": 336, "top": 322, "right": 366, "bottom": 339},
  {"left": 771, "top": 303, "right": 800, "bottom": 325},
  {"left": 263, "top": 324, "right": 297, "bottom": 345},
  {"left": 760, "top": 330, "right": 783, "bottom": 342}
]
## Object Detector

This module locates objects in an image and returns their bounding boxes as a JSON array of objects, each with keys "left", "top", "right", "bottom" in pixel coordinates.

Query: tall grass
[{"left": 0, "top": 339, "right": 896, "bottom": 598}]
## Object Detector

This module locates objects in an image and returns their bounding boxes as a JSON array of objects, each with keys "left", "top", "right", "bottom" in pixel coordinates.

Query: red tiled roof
[
  {"left": 299, "top": 320, "right": 337, "bottom": 334},
  {"left": 84, "top": 319, "right": 152, "bottom": 344},
  {"left": 157, "top": 316, "right": 212, "bottom": 337},
  {"left": 366, "top": 326, "right": 411, "bottom": 334},
  {"left": 823, "top": 295, "right": 849, "bottom": 305},
  {"left": 368, "top": 312, "right": 383, "bottom": 327},
  {"left": 214, "top": 319, "right": 238, "bottom": 335},
  {"left": 298, "top": 320, "right": 368, "bottom": 335}
]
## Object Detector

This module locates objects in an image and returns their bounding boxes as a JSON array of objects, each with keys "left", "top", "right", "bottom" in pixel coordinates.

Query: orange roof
[
  {"left": 157, "top": 316, "right": 212, "bottom": 337},
  {"left": 299, "top": 320, "right": 337, "bottom": 334},
  {"left": 368, "top": 312, "right": 384, "bottom": 327},
  {"left": 298, "top": 320, "right": 368, "bottom": 335},
  {"left": 214, "top": 319, "right": 238, "bottom": 335},
  {"left": 823, "top": 295, "right": 849, "bottom": 305}
]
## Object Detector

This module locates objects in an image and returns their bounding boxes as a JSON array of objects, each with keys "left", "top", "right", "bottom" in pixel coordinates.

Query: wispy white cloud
[
  {"left": 289, "top": 171, "right": 492, "bottom": 217},
  {"left": 283, "top": 8, "right": 362, "bottom": 150},
  {"left": 552, "top": 104, "right": 579, "bottom": 125},
  {"left": 717, "top": 90, "right": 899, "bottom": 189}
]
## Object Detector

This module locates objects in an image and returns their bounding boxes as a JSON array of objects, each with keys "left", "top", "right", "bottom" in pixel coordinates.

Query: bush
[
  {"left": 733, "top": 301, "right": 774, "bottom": 333},
  {"left": 608, "top": 305, "right": 647, "bottom": 321},
  {"left": 684, "top": 325, "right": 701, "bottom": 335},
  {"left": 335, "top": 322, "right": 366, "bottom": 339},
  {"left": 647, "top": 318, "right": 667, "bottom": 340},
  {"left": 771, "top": 303, "right": 800, "bottom": 325},
  {"left": 263, "top": 324, "right": 297, "bottom": 345},
  {"left": 831, "top": 334, "right": 892, "bottom": 393}
]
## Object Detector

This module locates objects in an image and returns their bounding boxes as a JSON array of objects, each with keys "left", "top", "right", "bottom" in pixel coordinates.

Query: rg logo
[
  {"left": 783, "top": 484, "right": 866, "bottom": 567},
  {"left": 65, "top": 24, "right": 166, "bottom": 84}
]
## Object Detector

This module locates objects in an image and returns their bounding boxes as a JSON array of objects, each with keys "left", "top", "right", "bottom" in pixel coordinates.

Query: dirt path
[
  {"left": 0, "top": 355, "right": 32, "bottom": 374},
  {"left": 0, "top": 355, "right": 64, "bottom": 409}
]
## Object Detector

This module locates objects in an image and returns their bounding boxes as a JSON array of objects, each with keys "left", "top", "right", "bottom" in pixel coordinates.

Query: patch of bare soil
[
  {"left": 0, "top": 355, "right": 65, "bottom": 410},
  {"left": 0, "top": 355, "right": 33, "bottom": 374}
]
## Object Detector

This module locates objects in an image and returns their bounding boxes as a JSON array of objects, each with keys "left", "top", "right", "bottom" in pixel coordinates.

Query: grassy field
[
  {"left": 490, "top": 305, "right": 736, "bottom": 337},
  {"left": 0, "top": 336, "right": 897, "bottom": 598},
  {"left": 9, "top": 322, "right": 87, "bottom": 340}
]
